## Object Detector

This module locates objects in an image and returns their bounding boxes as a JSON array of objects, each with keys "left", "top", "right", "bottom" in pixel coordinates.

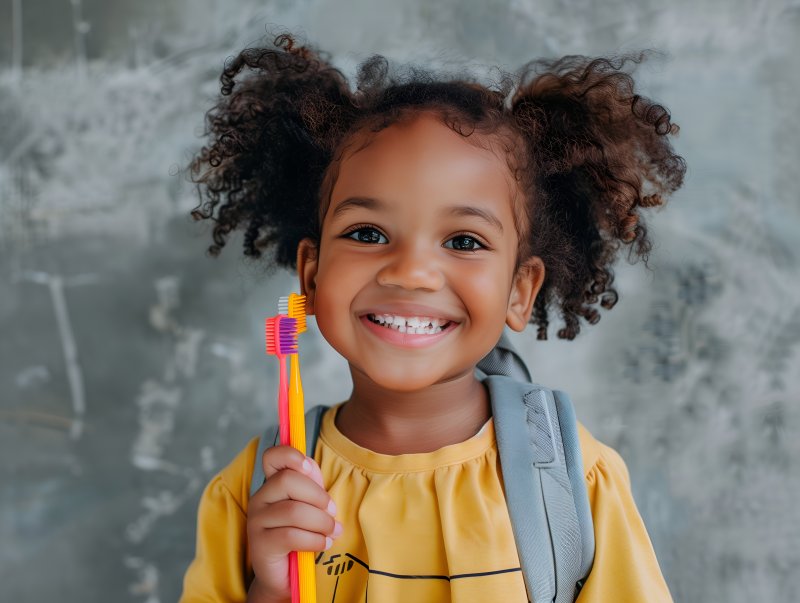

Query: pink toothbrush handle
[
  {"left": 277, "top": 355, "right": 297, "bottom": 600},
  {"left": 278, "top": 355, "right": 290, "bottom": 446},
  {"left": 290, "top": 551, "right": 300, "bottom": 603},
  {"left": 278, "top": 356, "right": 299, "bottom": 601}
]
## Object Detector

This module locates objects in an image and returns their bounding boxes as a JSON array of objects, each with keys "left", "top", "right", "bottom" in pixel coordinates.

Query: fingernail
[
  {"left": 332, "top": 521, "right": 343, "bottom": 538},
  {"left": 327, "top": 499, "right": 337, "bottom": 515},
  {"left": 301, "top": 458, "right": 312, "bottom": 474},
  {"left": 325, "top": 536, "right": 333, "bottom": 550}
]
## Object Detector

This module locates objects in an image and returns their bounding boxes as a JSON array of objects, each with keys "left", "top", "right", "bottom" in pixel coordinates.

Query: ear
[
  {"left": 296, "top": 238, "right": 320, "bottom": 316},
  {"left": 506, "top": 256, "right": 545, "bottom": 332}
]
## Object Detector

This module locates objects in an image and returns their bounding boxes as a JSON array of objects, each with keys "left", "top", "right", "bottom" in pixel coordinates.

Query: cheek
[
  {"left": 459, "top": 264, "right": 514, "bottom": 310},
  {"left": 311, "top": 253, "right": 367, "bottom": 323},
  {"left": 310, "top": 280, "right": 350, "bottom": 358},
  {"left": 312, "top": 274, "right": 344, "bottom": 323}
]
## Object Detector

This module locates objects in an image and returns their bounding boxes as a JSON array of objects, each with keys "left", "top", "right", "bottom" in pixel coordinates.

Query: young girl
[{"left": 180, "top": 32, "right": 685, "bottom": 603}]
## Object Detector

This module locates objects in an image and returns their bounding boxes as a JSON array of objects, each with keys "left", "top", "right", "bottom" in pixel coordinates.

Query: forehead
[{"left": 325, "top": 114, "right": 522, "bottom": 223}]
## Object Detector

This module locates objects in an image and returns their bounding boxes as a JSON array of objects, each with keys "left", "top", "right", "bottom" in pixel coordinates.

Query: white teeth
[{"left": 367, "top": 313, "right": 451, "bottom": 335}]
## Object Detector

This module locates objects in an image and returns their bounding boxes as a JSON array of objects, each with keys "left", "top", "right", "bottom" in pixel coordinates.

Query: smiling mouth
[{"left": 365, "top": 313, "right": 454, "bottom": 335}]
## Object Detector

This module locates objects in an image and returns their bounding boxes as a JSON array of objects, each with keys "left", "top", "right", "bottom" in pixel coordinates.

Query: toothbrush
[
  {"left": 264, "top": 314, "right": 300, "bottom": 603},
  {"left": 265, "top": 315, "right": 296, "bottom": 446},
  {"left": 278, "top": 293, "right": 317, "bottom": 603}
]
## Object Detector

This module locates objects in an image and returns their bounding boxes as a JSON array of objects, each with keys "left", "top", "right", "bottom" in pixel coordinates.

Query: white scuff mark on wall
[
  {"left": 69, "top": 0, "right": 90, "bottom": 81},
  {"left": 124, "top": 556, "right": 160, "bottom": 603},
  {"left": 125, "top": 473, "right": 201, "bottom": 544},
  {"left": 131, "top": 380, "right": 181, "bottom": 469},
  {"left": 148, "top": 276, "right": 181, "bottom": 334},
  {"left": 132, "top": 276, "right": 203, "bottom": 468},
  {"left": 17, "top": 271, "right": 98, "bottom": 440},
  {"left": 168, "top": 328, "right": 205, "bottom": 382},
  {"left": 15, "top": 365, "right": 50, "bottom": 389},
  {"left": 210, "top": 341, "right": 255, "bottom": 397},
  {"left": 127, "top": 275, "right": 208, "bottom": 548},
  {"left": 200, "top": 446, "right": 215, "bottom": 472},
  {"left": 148, "top": 276, "right": 206, "bottom": 382}
]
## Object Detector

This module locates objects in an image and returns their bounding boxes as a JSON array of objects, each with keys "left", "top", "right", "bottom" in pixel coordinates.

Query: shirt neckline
[{"left": 318, "top": 403, "right": 496, "bottom": 474}]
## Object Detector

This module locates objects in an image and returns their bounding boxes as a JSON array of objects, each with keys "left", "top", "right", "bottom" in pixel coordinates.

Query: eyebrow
[
  {"left": 331, "top": 196, "right": 381, "bottom": 219},
  {"left": 331, "top": 196, "right": 504, "bottom": 234}
]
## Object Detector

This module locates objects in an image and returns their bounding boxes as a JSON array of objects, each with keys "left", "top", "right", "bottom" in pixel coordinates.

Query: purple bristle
[{"left": 277, "top": 316, "right": 298, "bottom": 354}]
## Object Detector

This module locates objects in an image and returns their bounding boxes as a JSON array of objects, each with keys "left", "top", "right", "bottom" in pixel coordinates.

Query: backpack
[{"left": 250, "top": 331, "right": 595, "bottom": 603}]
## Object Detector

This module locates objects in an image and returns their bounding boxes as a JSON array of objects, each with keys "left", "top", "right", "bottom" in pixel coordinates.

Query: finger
[
  {"left": 262, "top": 445, "right": 326, "bottom": 490},
  {"left": 256, "top": 526, "right": 335, "bottom": 555},
  {"left": 262, "top": 445, "right": 309, "bottom": 481},
  {"left": 303, "top": 456, "right": 325, "bottom": 489},
  {"left": 256, "top": 469, "right": 337, "bottom": 515},
  {"left": 256, "top": 499, "right": 341, "bottom": 537}
]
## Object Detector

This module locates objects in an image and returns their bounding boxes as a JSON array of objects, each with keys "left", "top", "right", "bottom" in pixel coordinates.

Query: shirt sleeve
[
  {"left": 576, "top": 443, "right": 674, "bottom": 603},
  {"left": 179, "top": 439, "right": 259, "bottom": 603}
]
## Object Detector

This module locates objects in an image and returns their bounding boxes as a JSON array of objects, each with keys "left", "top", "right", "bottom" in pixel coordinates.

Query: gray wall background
[{"left": 1, "top": 1, "right": 799, "bottom": 601}]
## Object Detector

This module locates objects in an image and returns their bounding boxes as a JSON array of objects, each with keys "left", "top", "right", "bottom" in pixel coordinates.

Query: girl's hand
[{"left": 246, "top": 445, "right": 341, "bottom": 603}]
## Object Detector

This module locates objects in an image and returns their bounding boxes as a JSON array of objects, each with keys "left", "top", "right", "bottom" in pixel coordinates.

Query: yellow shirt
[{"left": 180, "top": 404, "right": 673, "bottom": 602}]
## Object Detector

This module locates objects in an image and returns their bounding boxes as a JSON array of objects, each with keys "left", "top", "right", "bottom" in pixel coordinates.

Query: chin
[{"left": 358, "top": 364, "right": 471, "bottom": 392}]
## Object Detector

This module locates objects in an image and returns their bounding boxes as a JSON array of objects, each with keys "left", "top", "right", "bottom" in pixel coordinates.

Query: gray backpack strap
[
  {"left": 486, "top": 374, "right": 594, "bottom": 603},
  {"left": 552, "top": 388, "right": 595, "bottom": 587},
  {"left": 249, "top": 405, "right": 330, "bottom": 497},
  {"left": 475, "top": 328, "right": 533, "bottom": 383}
]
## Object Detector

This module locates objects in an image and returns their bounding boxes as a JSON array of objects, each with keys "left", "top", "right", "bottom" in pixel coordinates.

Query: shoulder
[
  {"left": 182, "top": 437, "right": 259, "bottom": 602},
  {"left": 203, "top": 436, "right": 260, "bottom": 515},
  {"left": 576, "top": 420, "right": 630, "bottom": 486},
  {"left": 573, "top": 422, "right": 674, "bottom": 601}
]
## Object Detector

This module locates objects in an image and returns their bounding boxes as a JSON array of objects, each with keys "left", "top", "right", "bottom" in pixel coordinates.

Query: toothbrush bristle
[
  {"left": 278, "top": 294, "right": 307, "bottom": 333},
  {"left": 278, "top": 316, "right": 298, "bottom": 354},
  {"left": 265, "top": 316, "right": 278, "bottom": 355},
  {"left": 289, "top": 294, "right": 307, "bottom": 333},
  {"left": 266, "top": 315, "right": 298, "bottom": 355}
]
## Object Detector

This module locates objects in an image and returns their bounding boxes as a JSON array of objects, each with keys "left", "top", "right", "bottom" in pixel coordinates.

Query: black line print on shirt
[{"left": 316, "top": 551, "right": 525, "bottom": 603}]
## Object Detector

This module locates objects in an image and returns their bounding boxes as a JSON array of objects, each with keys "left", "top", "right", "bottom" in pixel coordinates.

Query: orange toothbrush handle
[{"left": 289, "top": 354, "right": 317, "bottom": 603}]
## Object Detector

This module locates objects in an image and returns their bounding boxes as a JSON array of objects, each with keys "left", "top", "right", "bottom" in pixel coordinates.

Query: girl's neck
[{"left": 334, "top": 367, "right": 491, "bottom": 455}]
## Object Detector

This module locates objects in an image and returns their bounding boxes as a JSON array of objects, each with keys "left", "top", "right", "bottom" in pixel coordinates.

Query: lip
[{"left": 359, "top": 314, "right": 459, "bottom": 348}]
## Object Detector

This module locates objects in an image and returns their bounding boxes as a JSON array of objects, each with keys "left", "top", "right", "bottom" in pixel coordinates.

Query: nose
[{"left": 375, "top": 242, "right": 445, "bottom": 291}]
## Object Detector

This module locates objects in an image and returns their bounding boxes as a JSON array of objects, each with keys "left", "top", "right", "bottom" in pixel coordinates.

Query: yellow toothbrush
[{"left": 278, "top": 293, "right": 316, "bottom": 603}]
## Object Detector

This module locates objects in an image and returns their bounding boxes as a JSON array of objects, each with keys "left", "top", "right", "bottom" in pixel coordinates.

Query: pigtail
[
  {"left": 190, "top": 33, "right": 356, "bottom": 269},
  {"left": 511, "top": 53, "right": 686, "bottom": 340}
]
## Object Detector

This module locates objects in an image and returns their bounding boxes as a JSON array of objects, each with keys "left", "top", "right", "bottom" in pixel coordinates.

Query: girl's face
[{"left": 298, "top": 113, "right": 544, "bottom": 393}]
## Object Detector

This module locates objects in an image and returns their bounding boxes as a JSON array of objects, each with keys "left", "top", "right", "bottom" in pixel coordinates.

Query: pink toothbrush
[{"left": 265, "top": 314, "right": 300, "bottom": 603}]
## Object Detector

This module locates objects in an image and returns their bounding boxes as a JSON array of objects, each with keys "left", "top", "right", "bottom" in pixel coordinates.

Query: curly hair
[{"left": 190, "top": 32, "right": 686, "bottom": 340}]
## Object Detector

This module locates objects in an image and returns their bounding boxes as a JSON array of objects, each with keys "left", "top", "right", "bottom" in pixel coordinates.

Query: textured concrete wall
[{"left": 1, "top": 1, "right": 798, "bottom": 601}]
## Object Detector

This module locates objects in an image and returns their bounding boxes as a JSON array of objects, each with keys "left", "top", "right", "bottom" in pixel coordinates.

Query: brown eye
[
  {"left": 345, "top": 227, "right": 388, "bottom": 244},
  {"left": 445, "top": 235, "right": 484, "bottom": 252}
]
